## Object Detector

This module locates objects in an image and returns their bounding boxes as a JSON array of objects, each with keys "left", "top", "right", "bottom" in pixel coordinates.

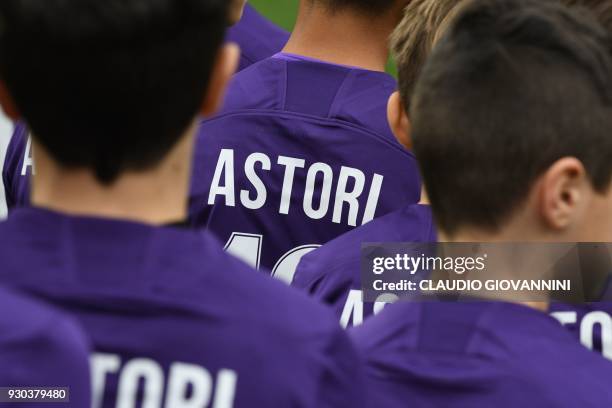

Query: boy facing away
[
  {"left": 292, "top": 0, "right": 464, "bottom": 328},
  {"left": 191, "top": 0, "right": 421, "bottom": 277},
  {"left": 352, "top": 0, "right": 612, "bottom": 406},
  {"left": 0, "top": 1, "right": 364, "bottom": 406}
]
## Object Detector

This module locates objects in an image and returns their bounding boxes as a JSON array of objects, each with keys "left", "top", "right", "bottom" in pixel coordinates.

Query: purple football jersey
[
  {"left": 352, "top": 301, "right": 612, "bottom": 407},
  {"left": 191, "top": 54, "right": 422, "bottom": 279},
  {"left": 227, "top": 4, "right": 289, "bottom": 72},
  {"left": 549, "top": 257, "right": 612, "bottom": 359},
  {"left": 0, "top": 207, "right": 364, "bottom": 408},
  {"left": 0, "top": 286, "right": 90, "bottom": 408},
  {"left": 550, "top": 301, "right": 612, "bottom": 360},
  {"left": 1, "top": 122, "right": 31, "bottom": 210},
  {"left": 293, "top": 204, "right": 436, "bottom": 328}
]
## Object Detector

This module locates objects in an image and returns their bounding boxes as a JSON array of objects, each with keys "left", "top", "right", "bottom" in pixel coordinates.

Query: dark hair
[
  {"left": 0, "top": 0, "right": 228, "bottom": 184},
  {"left": 313, "top": 0, "right": 398, "bottom": 15},
  {"left": 410, "top": 0, "right": 612, "bottom": 236},
  {"left": 563, "top": 0, "right": 612, "bottom": 33}
]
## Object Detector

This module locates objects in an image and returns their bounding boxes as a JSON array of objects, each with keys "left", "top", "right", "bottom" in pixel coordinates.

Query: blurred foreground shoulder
[{"left": 0, "top": 286, "right": 91, "bottom": 407}]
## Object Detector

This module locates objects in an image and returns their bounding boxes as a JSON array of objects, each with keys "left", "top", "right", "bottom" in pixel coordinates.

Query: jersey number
[{"left": 224, "top": 232, "right": 319, "bottom": 284}]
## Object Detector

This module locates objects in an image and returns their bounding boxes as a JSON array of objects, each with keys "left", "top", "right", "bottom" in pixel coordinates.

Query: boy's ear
[
  {"left": 0, "top": 81, "right": 20, "bottom": 121},
  {"left": 537, "top": 157, "right": 588, "bottom": 231},
  {"left": 200, "top": 43, "right": 240, "bottom": 118},
  {"left": 387, "top": 91, "right": 412, "bottom": 150}
]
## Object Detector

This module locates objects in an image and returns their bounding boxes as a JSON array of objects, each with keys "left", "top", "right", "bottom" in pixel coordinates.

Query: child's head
[
  {"left": 0, "top": 0, "right": 237, "bottom": 185},
  {"left": 410, "top": 0, "right": 612, "bottom": 241}
]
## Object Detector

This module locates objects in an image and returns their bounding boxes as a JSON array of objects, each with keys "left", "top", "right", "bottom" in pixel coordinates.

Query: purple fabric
[
  {"left": 191, "top": 56, "right": 421, "bottom": 275},
  {"left": 227, "top": 4, "right": 289, "bottom": 72},
  {"left": 272, "top": 52, "right": 364, "bottom": 70},
  {"left": 352, "top": 301, "right": 612, "bottom": 407},
  {"left": 2, "top": 57, "right": 421, "bottom": 280},
  {"left": 2, "top": 122, "right": 30, "bottom": 209},
  {"left": 0, "top": 286, "right": 91, "bottom": 408},
  {"left": 0, "top": 207, "right": 364, "bottom": 408},
  {"left": 549, "top": 301, "right": 612, "bottom": 359},
  {"left": 293, "top": 204, "right": 436, "bottom": 327}
]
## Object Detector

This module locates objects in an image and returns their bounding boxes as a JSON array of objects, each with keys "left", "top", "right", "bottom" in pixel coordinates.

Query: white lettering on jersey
[
  {"left": 241, "top": 153, "right": 271, "bottom": 210},
  {"left": 209, "top": 149, "right": 236, "bottom": 207},
  {"left": 117, "top": 358, "right": 164, "bottom": 408},
  {"left": 581, "top": 312, "right": 612, "bottom": 359},
  {"left": 550, "top": 311, "right": 577, "bottom": 326},
  {"left": 212, "top": 369, "right": 238, "bottom": 408},
  {"left": 552, "top": 310, "right": 612, "bottom": 360},
  {"left": 339, "top": 290, "right": 396, "bottom": 328},
  {"left": 207, "top": 149, "right": 384, "bottom": 227},
  {"left": 165, "top": 362, "right": 212, "bottom": 408},
  {"left": 223, "top": 231, "right": 319, "bottom": 284},
  {"left": 271, "top": 244, "right": 320, "bottom": 284},
  {"left": 91, "top": 353, "right": 238, "bottom": 408},
  {"left": 224, "top": 232, "right": 263, "bottom": 269},
  {"left": 362, "top": 174, "right": 384, "bottom": 224},
  {"left": 340, "top": 290, "right": 364, "bottom": 328},
  {"left": 303, "top": 162, "right": 333, "bottom": 220},
  {"left": 91, "top": 354, "right": 121, "bottom": 408},
  {"left": 333, "top": 167, "right": 366, "bottom": 227},
  {"left": 277, "top": 156, "right": 305, "bottom": 215},
  {"left": 21, "top": 136, "right": 35, "bottom": 176}
]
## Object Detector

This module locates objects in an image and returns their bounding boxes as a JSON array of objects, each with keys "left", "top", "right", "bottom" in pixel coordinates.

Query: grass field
[
  {"left": 250, "top": 0, "right": 299, "bottom": 31},
  {"left": 247, "top": 1, "right": 398, "bottom": 76}
]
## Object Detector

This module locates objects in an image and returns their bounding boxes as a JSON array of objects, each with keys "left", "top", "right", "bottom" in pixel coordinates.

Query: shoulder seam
[{"left": 202, "top": 109, "right": 417, "bottom": 159}]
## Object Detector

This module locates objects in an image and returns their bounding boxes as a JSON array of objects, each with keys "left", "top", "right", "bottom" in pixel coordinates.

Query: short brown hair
[
  {"left": 391, "top": 0, "right": 467, "bottom": 109},
  {"left": 410, "top": 0, "right": 612, "bottom": 236}
]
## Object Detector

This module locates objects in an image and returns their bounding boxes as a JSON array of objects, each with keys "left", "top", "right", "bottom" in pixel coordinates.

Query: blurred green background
[
  {"left": 250, "top": 0, "right": 299, "bottom": 31},
  {"left": 248, "top": 0, "right": 398, "bottom": 76}
]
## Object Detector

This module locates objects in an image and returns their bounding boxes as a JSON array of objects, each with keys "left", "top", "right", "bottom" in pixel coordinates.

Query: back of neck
[
  {"left": 31, "top": 170, "right": 189, "bottom": 226},
  {"left": 283, "top": 5, "right": 394, "bottom": 72},
  {"left": 442, "top": 229, "right": 552, "bottom": 312},
  {"left": 30, "top": 129, "right": 194, "bottom": 226}
]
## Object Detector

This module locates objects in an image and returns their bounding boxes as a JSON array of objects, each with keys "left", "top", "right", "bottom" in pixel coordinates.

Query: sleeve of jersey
[
  {"left": 292, "top": 255, "right": 323, "bottom": 294},
  {"left": 292, "top": 254, "right": 348, "bottom": 306},
  {"left": 226, "top": 4, "right": 289, "bottom": 72},
  {"left": 293, "top": 252, "right": 357, "bottom": 316},
  {"left": 0, "top": 316, "right": 92, "bottom": 408},
  {"left": 315, "top": 325, "right": 366, "bottom": 408}
]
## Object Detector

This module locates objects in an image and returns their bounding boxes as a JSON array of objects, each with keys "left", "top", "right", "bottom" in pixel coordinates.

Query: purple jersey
[
  {"left": 1, "top": 122, "right": 30, "bottom": 210},
  {"left": 550, "top": 301, "right": 612, "bottom": 360},
  {"left": 352, "top": 301, "right": 612, "bottom": 407},
  {"left": 549, "top": 263, "right": 612, "bottom": 359},
  {"left": 0, "top": 207, "right": 364, "bottom": 408},
  {"left": 227, "top": 4, "right": 289, "bottom": 72},
  {"left": 293, "top": 204, "right": 436, "bottom": 328},
  {"left": 0, "top": 286, "right": 90, "bottom": 408},
  {"left": 191, "top": 54, "right": 421, "bottom": 278}
]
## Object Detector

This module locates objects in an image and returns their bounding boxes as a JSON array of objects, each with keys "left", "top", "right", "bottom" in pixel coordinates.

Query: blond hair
[{"left": 390, "top": 0, "right": 467, "bottom": 108}]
